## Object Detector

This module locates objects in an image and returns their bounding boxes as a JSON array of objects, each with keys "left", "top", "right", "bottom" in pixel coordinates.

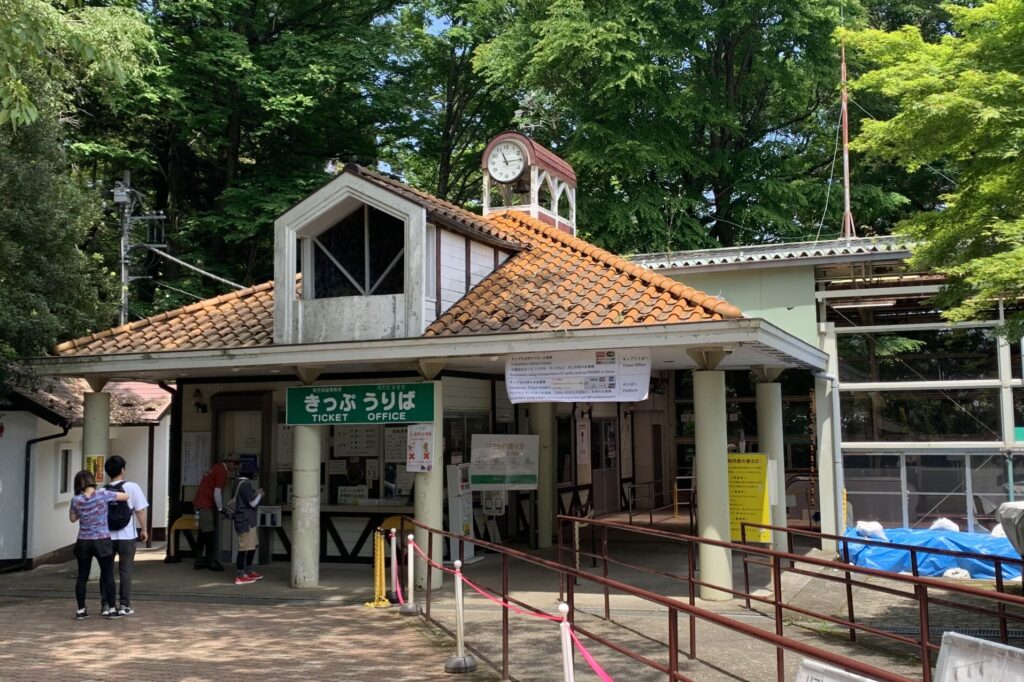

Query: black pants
[
  {"left": 74, "top": 538, "right": 115, "bottom": 610},
  {"left": 108, "top": 538, "right": 137, "bottom": 607}
]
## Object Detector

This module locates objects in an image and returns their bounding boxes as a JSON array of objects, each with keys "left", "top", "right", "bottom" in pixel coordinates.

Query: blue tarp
[{"left": 842, "top": 527, "right": 1023, "bottom": 580}]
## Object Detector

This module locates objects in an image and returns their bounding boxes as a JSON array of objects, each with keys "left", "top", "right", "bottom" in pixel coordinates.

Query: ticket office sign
[
  {"left": 286, "top": 383, "right": 434, "bottom": 425},
  {"left": 505, "top": 349, "right": 651, "bottom": 404}
]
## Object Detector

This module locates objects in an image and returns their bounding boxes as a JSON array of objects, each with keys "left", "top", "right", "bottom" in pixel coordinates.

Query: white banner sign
[
  {"left": 934, "top": 631, "right": 1024, "bottom": 681},
  {"left": 505, "top": 349, "right": 651, "bottom": 404},
  {"left": 795, "top": 659, "right": 879, "bottom": 682}
]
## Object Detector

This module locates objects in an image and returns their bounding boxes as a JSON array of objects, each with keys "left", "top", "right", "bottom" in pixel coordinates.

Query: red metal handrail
[
  {"left": 560, "top": 515, "right": 1024, "bottom": 682},
  {"left": 393, "top": 515, "right": 920, "bottom": 682}
]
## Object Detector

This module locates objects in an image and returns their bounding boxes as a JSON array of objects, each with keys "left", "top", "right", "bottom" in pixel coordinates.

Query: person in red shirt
[{"left": 192, "top": 458, "right": 237, "bottom": 571}]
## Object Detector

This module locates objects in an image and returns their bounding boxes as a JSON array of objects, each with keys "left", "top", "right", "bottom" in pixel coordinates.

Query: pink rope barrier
[
  {"left": 406, "top": 539, "right": 613, "bottom": 679},
  {"left": 570, "top": 629, "right": 615, "bottom": 682}
]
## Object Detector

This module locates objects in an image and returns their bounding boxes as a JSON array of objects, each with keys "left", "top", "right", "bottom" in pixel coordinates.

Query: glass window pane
[
  {"left": 841, "top": 390, "right": 1001, "bottom": 442},
  {"left": 844, "top": 453, "right": 903, "bottom": 525},
  {"left": 314, "top": 208, "right": 365, "bottom": 298},
  {"left": 367, "top": 207, "right": 404, "bottom": 295},
  {"left": 837, "top": 329, "right": 998, "bottom": 382},
  {"left": 970, "top": 453, "right": 1009, "bottom": 529},
  {"left": 907, "top": 455, "right": 967, "bottom": 529}
]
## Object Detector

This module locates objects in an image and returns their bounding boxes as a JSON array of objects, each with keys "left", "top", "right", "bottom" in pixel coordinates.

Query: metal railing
[
  {"left": 739, "top": 521, "right": 1024, "bottom": 645},
  {"left": 560, "top": 515, "right": 1024, "bottom": 682},
  {"left": 385, "top": 516, "right": 986, "bottom": 682},
  {"left": 626, "top": 481, "right": 654, "bottom": 525}
]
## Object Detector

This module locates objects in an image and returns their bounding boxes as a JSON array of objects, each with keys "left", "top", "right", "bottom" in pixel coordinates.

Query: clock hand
[{"left": 501, "top": 152, "right": 509, "bottom": 164}]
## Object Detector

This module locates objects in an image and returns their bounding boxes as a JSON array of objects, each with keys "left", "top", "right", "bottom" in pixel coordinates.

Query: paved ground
[{"left": 1, "top": 531, "right": 1021, "bottom": 681}]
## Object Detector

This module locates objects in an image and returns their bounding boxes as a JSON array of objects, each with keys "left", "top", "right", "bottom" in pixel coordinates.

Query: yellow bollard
[{"left": 364, "top": 529, "right": 391, "bottom": 608}]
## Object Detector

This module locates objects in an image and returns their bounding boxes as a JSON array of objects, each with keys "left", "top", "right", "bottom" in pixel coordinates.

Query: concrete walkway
[{"left": 2, "top": 536, "right": 1019, "bottom": 681}]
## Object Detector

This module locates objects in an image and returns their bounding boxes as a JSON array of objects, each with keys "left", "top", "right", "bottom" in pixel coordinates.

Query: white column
[
  {"left": 530, "top": 402, "right": 556, "bottom": 549},
  {"left": 815, "top": 323, "right": 839, "bottom": 555},
  {"left": 291, "top": 424, "right": 321, "bottom": 588},
  {"left": 414, "top": 380, "right": 444, "bottom": 590},
  {"left": 82, "top": 389, "right": 111, "bottom": 467},
  {"left": 693, "top": 370, "right": 733, "bottom": 600},
  {"left": 755, "top": 380, "right": 787, "bottom": 552}
]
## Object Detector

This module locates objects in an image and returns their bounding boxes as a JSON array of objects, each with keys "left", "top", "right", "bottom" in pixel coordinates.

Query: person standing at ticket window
[{"left": 192, "top": 458, "right": 237, "bottom": 571}]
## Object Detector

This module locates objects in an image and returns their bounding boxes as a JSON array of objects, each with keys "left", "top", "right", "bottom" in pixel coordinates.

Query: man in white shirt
[{"left": 103, "top": 455, "right": 149, "bottom": 616}]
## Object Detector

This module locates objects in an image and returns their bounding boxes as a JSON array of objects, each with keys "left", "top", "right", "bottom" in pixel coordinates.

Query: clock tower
[{"left": 481, "top": 132, "right": 576, "bottom": 235}]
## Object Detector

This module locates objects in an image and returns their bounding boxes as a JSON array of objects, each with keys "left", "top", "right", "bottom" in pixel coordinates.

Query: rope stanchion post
[
  {"left": 559, "top": 602, "right": 575, "bottom": 682},
  {"left": 387, "top": 528, "right": 398, "bottom": 603},
  {"left": 400, "top": 533, "right": 419, "bottom": 615},
  {"left": 444, "top": 560, "right": 477, "bottom": 674}
]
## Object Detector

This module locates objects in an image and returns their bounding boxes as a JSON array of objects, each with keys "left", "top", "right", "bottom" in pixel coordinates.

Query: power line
[{"left": 136, "top": 242, "right": 245, "bottom": 291}]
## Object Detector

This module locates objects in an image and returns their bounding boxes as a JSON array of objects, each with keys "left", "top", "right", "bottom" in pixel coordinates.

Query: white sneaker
[{"left": 117, "top": 605, "right": 134, "bottom": 616}]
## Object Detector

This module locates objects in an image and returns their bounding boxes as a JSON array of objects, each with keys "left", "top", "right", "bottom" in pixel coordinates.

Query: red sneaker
[
  {"left": 233, "top": 575, "right": 255, "bottom": 585},
  {"left": 246, "top": 571, "right": 264, "bottom": 581}
]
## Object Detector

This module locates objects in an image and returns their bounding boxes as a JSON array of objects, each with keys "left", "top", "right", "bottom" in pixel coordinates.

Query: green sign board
[
  {"left": 286, "top": 383, "right": 434, "bottom": 425},
  {"left": 1016, "top": 426, "right": 1024, "bottom": 442}
]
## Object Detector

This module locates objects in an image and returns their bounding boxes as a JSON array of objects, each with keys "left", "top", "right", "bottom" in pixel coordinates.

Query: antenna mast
[{"left": 840, "top": 41, "right": 856, "bottom": 238}]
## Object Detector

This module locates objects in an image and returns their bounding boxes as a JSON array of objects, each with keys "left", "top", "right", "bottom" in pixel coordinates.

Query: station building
[{"left": 32, "top": 133, "right": 1012, "bottom": 599}]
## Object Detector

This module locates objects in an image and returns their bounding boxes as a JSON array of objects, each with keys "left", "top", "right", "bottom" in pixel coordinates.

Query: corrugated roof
[{"left": 632, "top": 236, "right": 912, "bottom": 270}]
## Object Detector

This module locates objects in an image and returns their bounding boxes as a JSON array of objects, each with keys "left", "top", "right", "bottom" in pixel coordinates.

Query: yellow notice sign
[{"left": 728, "top": 453, "right": 770, "bottom": 542}]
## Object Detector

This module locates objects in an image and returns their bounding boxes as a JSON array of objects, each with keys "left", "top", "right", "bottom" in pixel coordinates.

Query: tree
[
  {"left": 470, "top": 0, "right": 913, "bottom": 253},
  {"left": 846, "top": 0, "right": 1024, "bottom": 338},
  {"left": 380, "top": 1, "right": 518, "bottom": 205},
  {"left": 0, "top": 0, "right": 151, "bottom": 370}
]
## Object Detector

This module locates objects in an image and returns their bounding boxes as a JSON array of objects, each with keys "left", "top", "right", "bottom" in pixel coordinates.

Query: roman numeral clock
[{"left": 481, "top": 132, "right": 577, "bottom": 236}]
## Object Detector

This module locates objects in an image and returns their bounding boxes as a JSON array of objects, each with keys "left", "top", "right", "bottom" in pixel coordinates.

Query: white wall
[
  {"left": 0, "top": 412, "right": 35, "bottom": 560},
  {"left": 676, "top": 265, "right": 818, "bottom": 345},
  {"left": 28, "top": 423, "right": 80, "bottom": 559},
  {"left": 19, "top": 413, "right": 169, "bottom": 561},
  {"left": 440, "top": 230, "right": 468, "bottom": 312}
]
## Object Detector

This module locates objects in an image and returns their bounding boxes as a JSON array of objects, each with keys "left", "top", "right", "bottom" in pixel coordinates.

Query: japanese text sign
[
  {"left": 286, "top": 383, "right": 435, "bottom": 425},
  {"left": 505, "top": 349, "right": 651, "bottom": 404}
]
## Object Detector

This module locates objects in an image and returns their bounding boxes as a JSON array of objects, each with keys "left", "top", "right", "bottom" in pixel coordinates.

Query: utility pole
[
  {"left": 112, "top": 172, "right": 166, "bottom": 326},
  {"left": 840, "top": 41, "right": 857, "bottom": 239}
]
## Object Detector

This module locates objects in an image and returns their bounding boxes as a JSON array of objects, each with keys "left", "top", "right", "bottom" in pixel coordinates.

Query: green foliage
[
  {"left": 0, "top": 0, "right": 153, "bottom": 129},
  {"left": 0, "top": 111, "right": 117, "bottom": 361},
  {"left": 380, "top": 1, "right": 518, "bottom": 204},
  {"left": 469, "top": 0, "right": 911, "bottom": 253},
  {"left": 847, "top": 0, "right": 1024, "bottom": 338}
]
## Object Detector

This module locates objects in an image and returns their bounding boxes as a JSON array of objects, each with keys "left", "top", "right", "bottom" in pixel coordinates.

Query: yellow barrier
[{"left": 363, "top": 529, "right": 391, "bottom": 608}]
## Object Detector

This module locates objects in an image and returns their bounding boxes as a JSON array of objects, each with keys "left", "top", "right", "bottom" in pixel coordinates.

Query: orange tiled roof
[
  {"left": 423, "top": 212, "right": 740, "bottom": 336},
  {"left": 53, "top": 281, "right": 274, "bottom": 357},
  {"left": 343, "top": 164, "right": 526, "bottom": 251},
  {"left": 52, "top": 167, "right": 740, "bottom": 357}
]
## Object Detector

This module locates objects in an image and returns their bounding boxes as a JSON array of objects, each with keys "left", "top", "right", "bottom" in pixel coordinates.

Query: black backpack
[{"left": 106, "top": 481, "right": 133, "bottom": 531}]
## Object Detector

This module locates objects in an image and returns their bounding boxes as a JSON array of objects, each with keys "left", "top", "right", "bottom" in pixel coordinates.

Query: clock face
[{"left": 487, "top": 141, "right": 526, "bottom": 184}]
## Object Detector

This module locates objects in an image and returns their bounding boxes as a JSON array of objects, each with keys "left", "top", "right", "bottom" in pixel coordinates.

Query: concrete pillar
[
  {"left": 815, "top": 322, "right": 840, "bottom": 555},
  {"left": 291, "top": 424, "right": 321, "bottom": 588},
  {"left": 530, "top": 402, "right": 556, "bottom": 548},
  {"left": 414, "top": 380, "right": 444, "bottom": 590},
  {"left": 755, "top": 380, "right": 787, "bottom": 552},
  {"left": 693, "top": 370, "right": 733, "bottom": 600},
  {"left": 82, "top": 390, "right": 111, "bottom": 467}
]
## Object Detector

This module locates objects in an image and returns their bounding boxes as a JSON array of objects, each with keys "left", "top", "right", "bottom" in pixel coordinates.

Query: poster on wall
[
  {"left": 446, "top": 464, "right": 475, "bottom": 561},
  {"left": 84, "top": 455, "right": 105, "bottom": 485},
  {"left": 181, "top": 432, "right": 212, "bottom": 485},
  {"left": 406, "top": 423, "right": 434, "bottom": 472},
  {"left": 575, "top": 415, "right": 591, "bottom": 468},
  {"left": 276, "top": 424, "right": 294, "bottom": 470},
  {"left": 332, "top": 424, "right": 380, "bottom": 458},
  {"left": 469, "top": 435, "right": 539, "bottom": 491},
  {"left": 728, "top": 453, "right": 771, "bottom": 542},
  {"left": 505, "top": 349, "right": 651, "bottom": 404}
]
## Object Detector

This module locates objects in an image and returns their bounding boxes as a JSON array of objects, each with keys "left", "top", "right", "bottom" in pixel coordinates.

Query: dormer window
[{"left": 312, "top": 205, "right": 404, "bottom": 299}]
